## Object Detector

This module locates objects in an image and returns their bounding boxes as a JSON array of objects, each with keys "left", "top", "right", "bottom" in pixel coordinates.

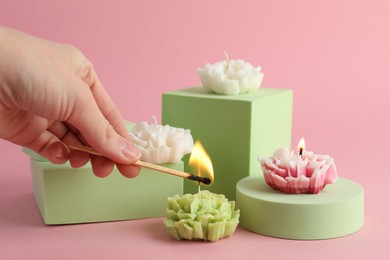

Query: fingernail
[
  {"left": 56, "top": 147, "right": 66, "bottom": 160},
  {"left": 122, "top": 141, "right": 141, "bottom": 161},
  {"left": 50, "top": 142, "right": 70, "bottom": 164}
]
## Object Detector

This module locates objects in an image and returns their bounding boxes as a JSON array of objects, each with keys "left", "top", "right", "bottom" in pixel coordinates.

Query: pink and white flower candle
[{"left": 258, "top": 138, "right": 337, "bottom": 194}]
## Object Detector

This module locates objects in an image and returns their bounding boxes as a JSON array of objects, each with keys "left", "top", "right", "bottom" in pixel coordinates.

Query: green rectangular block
[
  {"left": 162, "top": 87, "right": 293, "bottom": 200},
  {"left": 23, "top": 121, "right": 184, "bottom": 224},
  {"left": 24, "top": 151, "right": 183, "bottom": 225}
]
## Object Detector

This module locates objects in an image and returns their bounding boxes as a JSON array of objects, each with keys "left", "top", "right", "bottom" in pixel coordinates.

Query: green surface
[
  {"left": 162, "top": 87, "right": 293, "bottom": 200},
  {"left": 236, "top": 176, "right": 364, "bottom": 240},
  {"left": 28, "top": 158, "right": 183, "bottom": 225}
]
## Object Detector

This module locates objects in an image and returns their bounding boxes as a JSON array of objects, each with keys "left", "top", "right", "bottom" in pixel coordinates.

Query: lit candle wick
[{"left": 297, "top": 137, "right": 305, "bottom": 157}]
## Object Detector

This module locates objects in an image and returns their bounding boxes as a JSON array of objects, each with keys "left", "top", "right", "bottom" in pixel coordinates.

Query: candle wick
[
  {"left": 197, "top": 163, "right": 201, "bottom": 188},
  {"left": 152, "top": 116, "right": 157, "bottom": 127},
  {"left": 197, "top": 184, "right": 202, "bottom": 205},
  {"left": 223, "top": 51, "right": 230, "bottom": 71},
  {"left": 299, "top": 148, "right": 303, "bottom": 157},
  {"left": 196, "top": 162, "right": 202, "bottom": 198},
  {"left": 223, "top": 51, "right": 229, "bottom": 62}
]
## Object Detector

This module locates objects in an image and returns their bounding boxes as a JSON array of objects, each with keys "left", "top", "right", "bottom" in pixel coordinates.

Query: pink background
[{"left": 1, "top": 0, "right": 389, "bottom": 259}]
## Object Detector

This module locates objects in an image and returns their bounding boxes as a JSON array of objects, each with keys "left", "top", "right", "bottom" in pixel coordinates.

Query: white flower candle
[
  {"left": 129, "top": 120, "right": 194, "bottom": 164},
  {"left": 197, "top": 54, "right": 264, "bottom": 95}
]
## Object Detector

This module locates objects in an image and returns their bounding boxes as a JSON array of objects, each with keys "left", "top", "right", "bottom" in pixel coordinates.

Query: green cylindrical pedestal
[{"left": 236, "top": 176, "right": 364, "bottom": 240}]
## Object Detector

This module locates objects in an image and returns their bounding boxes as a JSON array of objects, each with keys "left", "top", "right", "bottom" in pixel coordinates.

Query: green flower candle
[
  {"left": 164, "top": 190, "right": 240, "bottom": 242},
  {"left": 164, "top": 141, "right": 240, "bottom": 242}
]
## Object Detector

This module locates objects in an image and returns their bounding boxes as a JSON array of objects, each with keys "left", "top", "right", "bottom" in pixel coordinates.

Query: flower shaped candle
[
  {"left": 164, "top": 191, "right": 240, "bottom": 242},
  {"left": 258, "top": 138, "right": 337, "bottom": 194},
  {"left": 197, "top": 53, "right": 264, "bottom": 95},
  {"left": 164, "top": 141, "right": 240, "bottom": 242},
  {"left": 129, "top": 120, "right": 194, "bottom": 164}
]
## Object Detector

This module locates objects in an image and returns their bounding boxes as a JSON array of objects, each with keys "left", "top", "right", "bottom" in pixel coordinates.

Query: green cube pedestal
[
  {"left": 162, "top": 87, "right": 293, "bottom": 200},
  {"left": 23, "top": 121, "right": 183, "bottom": 225},
  {"left": 24, "top": 151, "right": 183, "bottom": 225}
]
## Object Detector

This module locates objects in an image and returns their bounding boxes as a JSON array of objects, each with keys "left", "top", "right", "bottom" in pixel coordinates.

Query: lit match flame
[
  {"left": 297, "top": 137, "right": 305, "bottom": 156},
  {"left": 189, "top": 141, "right": 214, "bottom": 185}
]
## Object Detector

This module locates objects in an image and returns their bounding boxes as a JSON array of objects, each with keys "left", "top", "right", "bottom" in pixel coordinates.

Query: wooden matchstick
[{"left": 67, "top": 143, "right": 211, "bottom": 185}]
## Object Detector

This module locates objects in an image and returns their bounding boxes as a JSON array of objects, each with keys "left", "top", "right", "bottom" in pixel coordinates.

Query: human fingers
[
  {"left": 66, "top": 79, "right": 140, "bottom": 165},
  {"left": 49, "top": 118, "right": 134, "bottom": 177},
  {"left": 0, "top": 112, "right": 70, "bottom": 164},
  {"left": 47, "top": 122, "right": 91, "bottom": 168},
  {"left": 90, "top": 155, "right": 115, "bottom": 178},
  {"left": 116, "top": 163, "right": 141, "bottom": 178},
  {"left": 90, "top": 157, "right": 141, "bottom": 178},
  {"left": 84, "top": 70, "right": 131, "bottom": 141},
  {"left": 23, "top": 129, "right": 70, "bottom": 164},
  {"left": 79, "top": 66, "right": 142, "bottom": 177},
  {"left": 59, "top": 122, "right": 140, "bottom": 178}
]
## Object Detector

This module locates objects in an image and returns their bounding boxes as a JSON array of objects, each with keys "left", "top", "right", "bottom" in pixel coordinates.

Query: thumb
[{"left": 67, "top": 89, "right": 140, "bottom": 164}]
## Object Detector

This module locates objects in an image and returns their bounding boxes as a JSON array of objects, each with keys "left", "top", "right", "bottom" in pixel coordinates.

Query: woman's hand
[{"left": 0, "top": 26, "right": 140, "bottom": 178}]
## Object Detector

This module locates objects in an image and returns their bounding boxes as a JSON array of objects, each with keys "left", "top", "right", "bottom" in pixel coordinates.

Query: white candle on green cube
[{"left": 197, "top": 53, "right": 264, "bottom": 95}]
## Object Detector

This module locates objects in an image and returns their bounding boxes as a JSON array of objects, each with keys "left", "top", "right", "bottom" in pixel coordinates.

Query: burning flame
[
  {"left": 297, "top": 137, "right": 305, "bottom": 155},
  {"left": 189, "top": 141, "right": 214, "bottom": 185}
]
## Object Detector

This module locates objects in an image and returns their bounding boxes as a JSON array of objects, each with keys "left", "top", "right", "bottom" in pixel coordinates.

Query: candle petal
[{"left": 287, "top": 175, "right": 310, "bottom": 194}]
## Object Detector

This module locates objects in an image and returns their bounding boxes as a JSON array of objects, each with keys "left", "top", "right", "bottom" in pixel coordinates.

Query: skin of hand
[{"left": 0, "top": 26, "right": 141, "bottom": 178}]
